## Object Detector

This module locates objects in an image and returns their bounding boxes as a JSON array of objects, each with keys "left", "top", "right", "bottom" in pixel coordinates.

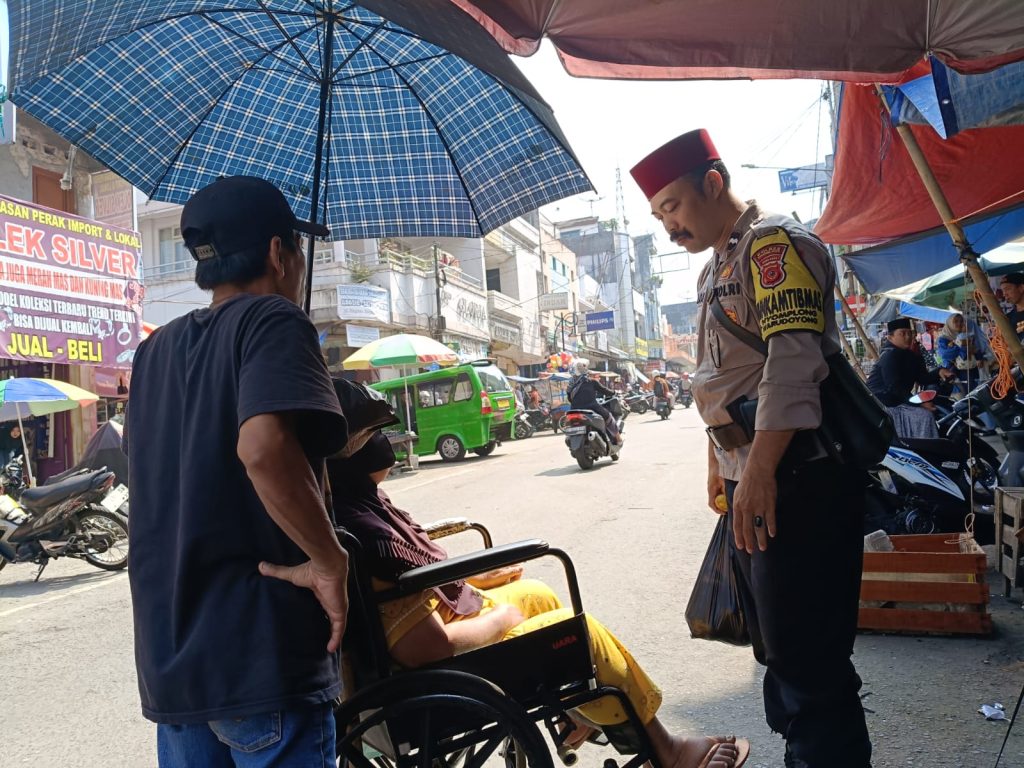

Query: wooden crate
[
  {"left": 858, "top": 533, "right": 991, "bottom": 636},
  {"left": 995, "top": 488, "right": 1024, "bottom": 597}
]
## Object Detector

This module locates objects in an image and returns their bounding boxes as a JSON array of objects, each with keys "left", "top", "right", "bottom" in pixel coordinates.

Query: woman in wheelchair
[{"left": 327, "top": 427, "right": 749, "bottom": 768}]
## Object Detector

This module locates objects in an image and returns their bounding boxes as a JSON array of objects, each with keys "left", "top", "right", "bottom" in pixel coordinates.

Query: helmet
[{"left": 572, "top": 359, "right": 590, "bottom": 376}]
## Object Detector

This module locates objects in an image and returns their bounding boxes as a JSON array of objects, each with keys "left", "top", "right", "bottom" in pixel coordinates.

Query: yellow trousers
[{"left": 378, "top": 578, "right": 662, "bottom": 726}]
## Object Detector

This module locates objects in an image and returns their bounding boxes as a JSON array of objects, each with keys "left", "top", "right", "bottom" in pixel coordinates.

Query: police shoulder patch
[{"left": 749, "top": 228, "right": 824, "bottom": 339}]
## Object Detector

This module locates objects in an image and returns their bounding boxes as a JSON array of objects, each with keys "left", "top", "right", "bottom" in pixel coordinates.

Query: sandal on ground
[{"left": 698, "top": 737, "right": 749, "bottom": 768}]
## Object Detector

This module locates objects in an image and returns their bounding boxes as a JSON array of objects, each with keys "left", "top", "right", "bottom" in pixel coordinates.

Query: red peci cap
[{"left": 629, "top": 129, "right": 720, "bottom": 199}]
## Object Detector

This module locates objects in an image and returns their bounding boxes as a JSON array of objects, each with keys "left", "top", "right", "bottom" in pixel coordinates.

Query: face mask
[{"left": 336, "top": 428, "right": 374, "bottom": 459}]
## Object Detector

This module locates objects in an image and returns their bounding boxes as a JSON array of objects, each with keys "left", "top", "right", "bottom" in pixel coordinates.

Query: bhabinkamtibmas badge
[{"left": 749, "top": 228, "right": 825, "bottom": 338}]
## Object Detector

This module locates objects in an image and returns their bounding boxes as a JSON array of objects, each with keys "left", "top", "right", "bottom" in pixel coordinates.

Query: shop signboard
[
  {"left": 345, "top": 324, "right": 380, "bottom": 348},
  {"left": 585, "top": 310, "right": 615, "bottom": 332},
  {"left": 635, "top": 338, "right": 649, "bottom": 358},
  {"left": 337, "top": 283, "right": 391, "bottom": 323},
  {"left": 0, "top": 194, "right": 143, "bottom": 369},
  {"left": 489, "top": 316, "right": 521, "bottom": 347},
  {"left": 90, "top": 171, "right": 135, "bottom": 231},
  {"left": 538, "top": 292, "right": 569, "bottom": 311},
  {"left": 441, "top": 282, "right": 489, "bottom": 340}
]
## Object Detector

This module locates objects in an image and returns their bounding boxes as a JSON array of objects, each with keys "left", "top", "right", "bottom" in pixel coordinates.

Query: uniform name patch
[{"left": 749, "top": 228, "right": 824, "bottom": 338}]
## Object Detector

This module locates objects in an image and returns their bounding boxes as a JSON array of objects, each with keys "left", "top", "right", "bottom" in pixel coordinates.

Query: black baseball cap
[
  {"left": 1000, "top": 272, "right": 1024, "bottom": 286},
  {"left": 180, "top": 176, "right": 329, "bottom": 262}
]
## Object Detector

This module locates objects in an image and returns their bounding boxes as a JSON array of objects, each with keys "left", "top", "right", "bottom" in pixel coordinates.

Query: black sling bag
[{"left": 709, "top": 295, "right": 894, "bottom": 471}]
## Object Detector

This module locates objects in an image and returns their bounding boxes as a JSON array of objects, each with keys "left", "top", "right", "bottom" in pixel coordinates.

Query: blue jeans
[{"left": 157, "top": 704, "right": 335, "bottom": 767}]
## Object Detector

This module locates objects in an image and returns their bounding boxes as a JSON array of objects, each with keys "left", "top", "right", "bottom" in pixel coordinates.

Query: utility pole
[{"left": 432, "top": 243, "right": 445, "bottom": 341}]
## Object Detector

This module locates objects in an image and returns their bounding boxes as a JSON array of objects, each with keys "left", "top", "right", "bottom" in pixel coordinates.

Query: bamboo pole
[
  {"left": 874, "top": 85, "right": 1024, "bottom": 371},
  {"left": 834, "top": 284, "right": 879, "bottom": 359}
]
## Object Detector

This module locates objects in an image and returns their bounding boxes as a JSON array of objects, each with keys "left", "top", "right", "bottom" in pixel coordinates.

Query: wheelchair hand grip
[
  {"left": 388, "top": 539, "right": 549, "bottom": 596},
  {"left": 422, "top": 518, "right": 493, "bottom": 547}
]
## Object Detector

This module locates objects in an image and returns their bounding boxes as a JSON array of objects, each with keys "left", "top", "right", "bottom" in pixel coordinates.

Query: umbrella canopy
[
  {"left": 0, "top": 378, "right": 99, "bottom": 422},
  {"left": 7, "top": 0, "right": 592, "bottom": 246},
  {"left": 452, "top": 0, "right": 1024, "bottom": 82},
  {"left": 342, "top": 333, "right": 460, "bottom": 370}
]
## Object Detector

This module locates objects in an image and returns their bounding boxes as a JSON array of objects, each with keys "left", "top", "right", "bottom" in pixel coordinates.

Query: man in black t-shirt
[
  {"left": 999, "top": 272, "right": 1024, "bottom": 341},
  {"left": 127, "top": 177, "right": 349, "bottom": 766}
]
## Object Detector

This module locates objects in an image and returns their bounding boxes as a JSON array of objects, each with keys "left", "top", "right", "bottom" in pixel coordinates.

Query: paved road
[{"left": 2, "top": 407, "right": 1023, "bottom": 767}]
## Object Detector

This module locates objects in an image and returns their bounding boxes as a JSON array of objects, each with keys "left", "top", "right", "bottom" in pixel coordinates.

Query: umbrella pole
[
  {"left": 402, "top": 367, "right": 413, "bottom": 433},
  {"left": 303, "top": 12, "right": 336, "bottom": 314},
  {"left": 17, "top": 410, "right": 33, "bottom": 487},
  {"left": 874, "top": 85, "right": 1024, "bottom": 370}
]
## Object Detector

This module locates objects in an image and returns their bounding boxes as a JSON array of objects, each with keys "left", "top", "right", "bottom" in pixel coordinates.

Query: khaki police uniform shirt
[{"left": 692, "top": 202, "right": 841, "bottom": 482}]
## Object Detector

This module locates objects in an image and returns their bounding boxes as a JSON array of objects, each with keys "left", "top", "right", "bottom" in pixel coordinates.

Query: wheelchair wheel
[{"left": 336, "top": 669, "right": 552, "bottom": 768}]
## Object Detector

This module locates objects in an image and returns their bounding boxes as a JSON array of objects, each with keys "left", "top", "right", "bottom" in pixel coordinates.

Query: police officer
[{"left": 631, "top": 130, "right": 871, "bottom": 768}]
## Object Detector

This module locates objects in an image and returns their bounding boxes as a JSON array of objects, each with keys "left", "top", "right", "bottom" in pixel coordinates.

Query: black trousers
[{"left": 725, "top": 458, "right": 872, "bottom": 768}]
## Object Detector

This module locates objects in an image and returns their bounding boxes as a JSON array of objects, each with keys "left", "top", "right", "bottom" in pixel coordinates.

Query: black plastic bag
[{"left": 684, "top": 516, "right": 750, "bottom": 646}]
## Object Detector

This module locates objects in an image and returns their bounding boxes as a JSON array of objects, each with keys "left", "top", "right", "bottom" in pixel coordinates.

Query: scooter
[
  {"left": 563, "top": 399, "right": 625, "bottom": 470},
  {"left": 865, "top": 442, "right": 982, "bottom": 540},
  {"left": 677, "top": 389, "right": 693, "bottom": 409},
  {"left": 654, "top": 396, "right": 672, "bottom": 420}
]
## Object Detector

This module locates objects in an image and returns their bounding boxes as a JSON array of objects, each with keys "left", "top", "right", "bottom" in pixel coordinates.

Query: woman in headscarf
[
  {"left": 327, "top": 382, "right": 748, "bottom": 768},
  {"left": 935, "top": 313, "right": 986, "bottom": 391}
]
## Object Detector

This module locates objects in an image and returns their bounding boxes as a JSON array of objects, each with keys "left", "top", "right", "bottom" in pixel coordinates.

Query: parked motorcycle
[
  {"left": 624, "top": 392, "right": 651, "bottom": 415},
  {"left": 866, "top": 379, "right": 1009, "bottom": 543},
  {"left": 562, "top": 406, "right": 624, "bottom": 470},
  {"left": 514, "top": 409, "right": 535, "bottom": 440},
  {"left": 523, "top": 401, "right": 557, "bottom": 433},
  {"left": 0, "top": 456, "right": 129, "bottom": 580},
  {"left": 866, "top": 439, "right": 990, "bottom": 542}
]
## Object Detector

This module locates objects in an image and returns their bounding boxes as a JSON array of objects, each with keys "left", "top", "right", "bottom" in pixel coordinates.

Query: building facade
[{"left": 0, "top": 110, "right": 141, "bottom": 478}]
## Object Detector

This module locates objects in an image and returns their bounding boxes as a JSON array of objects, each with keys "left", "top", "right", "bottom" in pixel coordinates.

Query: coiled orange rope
[{"left": 978, "top": 288, "right": 1021, "bottom": 400}]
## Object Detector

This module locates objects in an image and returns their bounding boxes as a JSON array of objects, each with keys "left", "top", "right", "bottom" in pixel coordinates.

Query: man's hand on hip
[{"left": 260, "top": 556, "right": 349, "bottom": 653}]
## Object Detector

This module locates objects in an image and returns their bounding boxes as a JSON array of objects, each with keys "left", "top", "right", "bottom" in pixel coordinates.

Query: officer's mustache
[{"left": 669, "top": 228, "right": 693, "bottom": 243}]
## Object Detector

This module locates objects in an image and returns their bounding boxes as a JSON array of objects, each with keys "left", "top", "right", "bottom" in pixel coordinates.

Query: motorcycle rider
[
  {"left": 528, "top": 385, "right": 543, "bottom": 409},
  {"left": 653, "top": 371, "right": 674, "bottom": 409},
  {"left": 568, "top": 359, "right": 622, "bottom": 444}
]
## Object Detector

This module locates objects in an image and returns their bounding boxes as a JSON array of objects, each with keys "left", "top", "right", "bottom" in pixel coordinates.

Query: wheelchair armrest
[{"left": 392, "top": 539, "right": 549, "bottom": 595}]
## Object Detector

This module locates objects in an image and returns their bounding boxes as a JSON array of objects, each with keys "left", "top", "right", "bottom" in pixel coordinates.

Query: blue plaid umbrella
[{"left": 6, "top": 0, "right": 593, "bottom": 307}]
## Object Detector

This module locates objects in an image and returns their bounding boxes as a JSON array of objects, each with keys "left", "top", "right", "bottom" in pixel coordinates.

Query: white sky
[{"left": 515, "top": 42, "right": 834, "bottom": 304}]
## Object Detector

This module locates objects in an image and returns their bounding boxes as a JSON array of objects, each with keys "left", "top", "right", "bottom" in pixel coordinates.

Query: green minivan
[{"left": 372, "top": 360, "right": 516, "bottom": 462}]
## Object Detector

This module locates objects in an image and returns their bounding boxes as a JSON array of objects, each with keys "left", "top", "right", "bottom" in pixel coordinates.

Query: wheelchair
[{"left": 334, "top": 519, "right": 662, "bottom": 768}]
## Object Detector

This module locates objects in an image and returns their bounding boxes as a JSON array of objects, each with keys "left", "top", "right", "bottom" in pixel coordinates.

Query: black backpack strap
[{"left": 709, "top": 295, "right": 768, "bottom": 356}]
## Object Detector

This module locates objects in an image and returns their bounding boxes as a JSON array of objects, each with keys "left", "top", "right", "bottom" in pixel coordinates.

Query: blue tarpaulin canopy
[
  {"left": 843, "top": 201, "right": 1024, "bottom": 293},
  {"left": 883, "top": 57, "right": 1024, "bottom": 139},
  {"left": 880, "top": 243, "right": 1024, "bottom": 309}
]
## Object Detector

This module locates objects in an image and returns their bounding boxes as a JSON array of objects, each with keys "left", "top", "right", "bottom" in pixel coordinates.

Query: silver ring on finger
[{"left": 753, "top": 515, "right": 764, "bottom": 528}]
